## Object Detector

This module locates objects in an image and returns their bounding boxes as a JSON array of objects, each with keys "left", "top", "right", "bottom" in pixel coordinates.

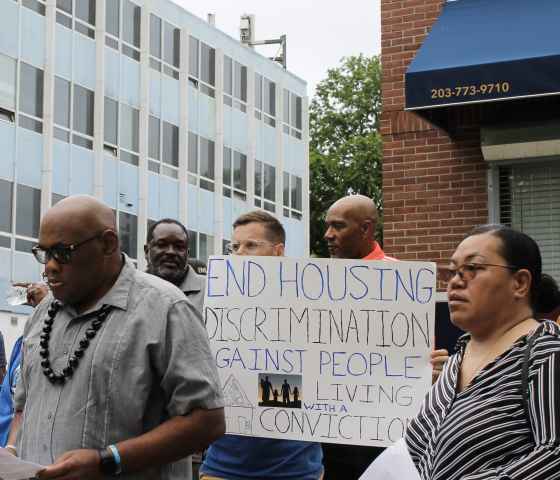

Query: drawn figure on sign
[
  {"left": 260, "top": 375, "right": 273, "bottom": 402},
  {"left": 292, "top": 387, "right": 299, "bottom": 406},
  {"left": 222, "top": 374, "right": 254, "bottom": 435},
  {"left": 273, "top": 389, "right": 279, "bottom": 403},
  {"left": 281, "top": 379, "right": 291, "bottom": 406}
]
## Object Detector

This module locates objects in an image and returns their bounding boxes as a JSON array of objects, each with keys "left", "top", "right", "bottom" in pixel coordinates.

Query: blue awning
[{"left": 405, "top": 0, "right": 560, "bottom": 111}]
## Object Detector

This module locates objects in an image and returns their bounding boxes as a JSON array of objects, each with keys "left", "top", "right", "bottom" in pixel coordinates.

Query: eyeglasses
[
  {"left": 32, "top": 233, "right": 103, "bottom": 265},
  {"left": 225, "top": 240, "right": 277, "bottom": 255},
  {"left": 440, "top": 262, "right": 518, "bottom": 283}
]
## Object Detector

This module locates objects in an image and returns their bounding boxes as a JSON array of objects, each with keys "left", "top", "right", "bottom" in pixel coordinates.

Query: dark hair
[
  {"left": 146, "top": 218, "right": 189, "bottom": 243},
  {"left": 467, "top": 224, "right": 560, "bottom": 314},
  {"left": 232, "top": 210, "right": 286, "bottom": 245}
]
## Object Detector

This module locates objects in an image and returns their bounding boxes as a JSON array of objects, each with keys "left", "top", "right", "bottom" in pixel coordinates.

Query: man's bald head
[
  {"left": 39, "top": 195, "right": 122, "bottom": 313},
  {"left": 324, "top": 194, "right": 379, "bottom": 259},
  {"left": 327, "top": 195, "right": 378, "bottom": 225},
  {"left": 42, "top": 195, "right": 116, "bottom": 240}
]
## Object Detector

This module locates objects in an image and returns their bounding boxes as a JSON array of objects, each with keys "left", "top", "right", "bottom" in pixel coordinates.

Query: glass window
[
  {"left": 15, "top": 238, "right": 35, "bottom": 253},
  {"left": 23, "top": 0, "right": 45, "bottom": 16},
  {"left": 293, "top": 95, "right": 302, "bottom": 130},
  {"left": 54, "top": 77, "right": 70, "bottom": 128},
  {"left": 148, "top": 116, "right": 160, "bottom": 160},
  {"left": 120, "top": 104, "right": 139, "bottom": 152},
  {"left": 16, "top": 184, "right": 41, "bottom": 238},
  {"left": 75, "top": 22, "right": 95, "bottom": 39},
  {"left": 150, "top": 15, "right": 161, "bottom": 59},
  {"left": 54, "top": 126, "right": 69, "bottom": 142},
  {"left": 119, "top": 211, "right": 137, "bottom": 258},
  {"left": 72, "top": 134, "right": 93, "bottom": 149},
  {"left": 0, "top": 54, "right": 16, "bottom": 112},
  {"left": 164, "top": 22, "right": 180, "bottom": 68},
  {"left": 283, "top": 172, "right": 290, "bottom": 207},
  {"left": 223, "top": 146, "right": 231, "bottom": 186},
  {"left": 264, "top": 78, "right": 276, "bottom": 117},
  {"left": 187, "top": 229, "right": 197, "bottom": 259},
  {"left": 19, "top": 115, "right": 42, "bottom": 133},
  {"left": 0, "top": 179, "right": 12, "bottom": 233},
  {"left": 56, "top": 11, "right": 72, "bottom": 29},
  {"left": 292, "top": 175, "right": 302, "bottom": 210},
  {"left": 255, "top": 160, "right": 262, "bottom": 197},
  {"left": 106, "top": 0, "right": 119, "bottom": 37},
  {"left": 57, "top": 0, "right": 71, "bottom": 15},
  {"left": 104, "top": 97, "right": 118, "bottom": 145},
  {"left": 188, "top": 132, "right": 197, "bottom": 173},
  {"left": 52, "top": 193, "right": 65, "bottom": 205},
  {"left": 122, "top": 44, "right": 140, "bottom": 61},
  {"left": 233, "top": 152, "right": 247, "bottom": 191},
  {"left": 189, "top": 36, "right": 199, "bottom": 78},
  {"left": 73, "top": 84, "right": 94, "bottom": 136},
  {"left": 263, "top": 164, "right": 275, "bottom": 201},
  {"left": 75, "top": 0, "right": 95, "bottom": 25},
  {"left": 223, "top": 56, "right": 232, "bottom": 96},
  {"left": 200, "top": 43, "right": 215, "bottom": 86},
  {"left": 234, "top": 62, "right": 247, "bottom": 102},
  {"left": 200, "top": 137, "right": 215, "bottom": 179},
  {"left": 199, "top": 233, "right": 213, "bottom": 263},
  {"left": 19, "top": 63, "right": 43, "bottom": 118},
  {"left": 120, "top": 150, "right": 138, "bottom": 166},
  {"left": 255, "top": 73, "right": 262, "bottom": 110},
  {"left": 123, "top": 0, "right": 140, "bottom": 48},
  {"left": 162, "top": 121, "right": 178, "bottom": 167},
  {"left": 498, "top": 163, "right": 560, "bottom": 281},
  {"left": 283, "top": 89, "right": 290, "bottom": 124}
]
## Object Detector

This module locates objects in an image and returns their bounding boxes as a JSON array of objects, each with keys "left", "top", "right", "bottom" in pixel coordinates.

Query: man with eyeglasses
[
  {"left": 145, "top": 219, "right": 205, "bottom": 312},
  {"left": 200, "top": 210, "right": 324, "bottom": 480},
  {"left": 6, "top": 195, "right": 225, "bottom": 480}
]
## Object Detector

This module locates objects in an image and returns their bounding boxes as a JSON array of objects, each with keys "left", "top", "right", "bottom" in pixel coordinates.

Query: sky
[{"left": 174, "top": 0, "right": 381, "bottom": 98}]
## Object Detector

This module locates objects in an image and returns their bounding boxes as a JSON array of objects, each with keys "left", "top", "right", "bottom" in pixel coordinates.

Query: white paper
[
  {"left": 205, "top": 256, "right": 436, "bottom": 447},
  {"left": 0, "top": 449, "right": 44, "bottom": 480},
  {"left": 359, "top": 438, "right": 421, "bottom": 480}
]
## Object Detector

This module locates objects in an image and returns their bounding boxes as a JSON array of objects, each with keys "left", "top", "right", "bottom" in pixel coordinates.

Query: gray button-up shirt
[
  {"left": 15, "top": 256, "right": 223, "bottom": 480},
  {"left": 179, "top": 266, "right": 205, "bottom": 314}
]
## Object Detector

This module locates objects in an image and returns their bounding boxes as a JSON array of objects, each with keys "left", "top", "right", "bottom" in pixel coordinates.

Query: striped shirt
[{"left": 406, "top": 320, "right": 560, "bottom": 480}]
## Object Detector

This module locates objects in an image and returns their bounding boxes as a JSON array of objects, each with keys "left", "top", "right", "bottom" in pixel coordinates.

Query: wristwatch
[{"left": 99, "top": 446, "right": 122, "bottom": 476}]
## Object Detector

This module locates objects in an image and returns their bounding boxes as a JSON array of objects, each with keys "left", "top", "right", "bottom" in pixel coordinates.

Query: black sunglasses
[{"left": 32, "top": 233, "right": 103, "bottom": 265}]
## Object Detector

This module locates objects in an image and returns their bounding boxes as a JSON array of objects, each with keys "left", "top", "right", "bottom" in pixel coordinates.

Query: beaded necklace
[{"left": 40, "top": 301, "right": 113, "bottom": 383}]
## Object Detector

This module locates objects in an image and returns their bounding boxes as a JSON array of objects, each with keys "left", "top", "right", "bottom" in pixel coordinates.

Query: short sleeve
[{"left": 154, "top": 299, "right": 224, "bottom": 417}]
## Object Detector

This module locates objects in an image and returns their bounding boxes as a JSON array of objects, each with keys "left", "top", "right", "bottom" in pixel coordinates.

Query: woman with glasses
[{"left": 406, "top": 224, "right": 560, "bottom": 480}]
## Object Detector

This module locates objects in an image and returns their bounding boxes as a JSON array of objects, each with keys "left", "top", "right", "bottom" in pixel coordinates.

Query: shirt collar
[
  {"left": 62, "top": 254, "right": 134, "bottom": 317},
  {"left": 362, "top": 242, "right": 385, "bottom": 260},
  {"left": 179, "top": 265, "right": 204, "bottom": 294}
]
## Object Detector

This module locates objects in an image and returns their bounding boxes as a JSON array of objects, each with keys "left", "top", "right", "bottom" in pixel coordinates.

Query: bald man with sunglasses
[{"left": 6, "top": 195, "right": 225, "bottom": 480}]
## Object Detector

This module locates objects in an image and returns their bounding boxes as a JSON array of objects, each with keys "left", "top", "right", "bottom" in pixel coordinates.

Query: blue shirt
[
  {"left": 201, "top": 435, "right": 323, "bottom": 480},
  {"left": 0, "top": 336, "right": 23, "bottom": 446}
]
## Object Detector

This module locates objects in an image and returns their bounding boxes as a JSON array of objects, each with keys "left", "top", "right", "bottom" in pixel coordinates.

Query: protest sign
[{"left": 204, "top": 256, "right": 436, "bottom": 447}]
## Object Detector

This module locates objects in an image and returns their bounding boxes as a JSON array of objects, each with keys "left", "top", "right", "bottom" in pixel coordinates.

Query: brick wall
[{"left": 380, "top": 0, "right": 489, "bottom": 265}]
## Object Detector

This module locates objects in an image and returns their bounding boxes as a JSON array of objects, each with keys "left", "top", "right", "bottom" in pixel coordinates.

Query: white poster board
[{"left": 204, "top": 256, "right": 436, "bottom": 447}]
